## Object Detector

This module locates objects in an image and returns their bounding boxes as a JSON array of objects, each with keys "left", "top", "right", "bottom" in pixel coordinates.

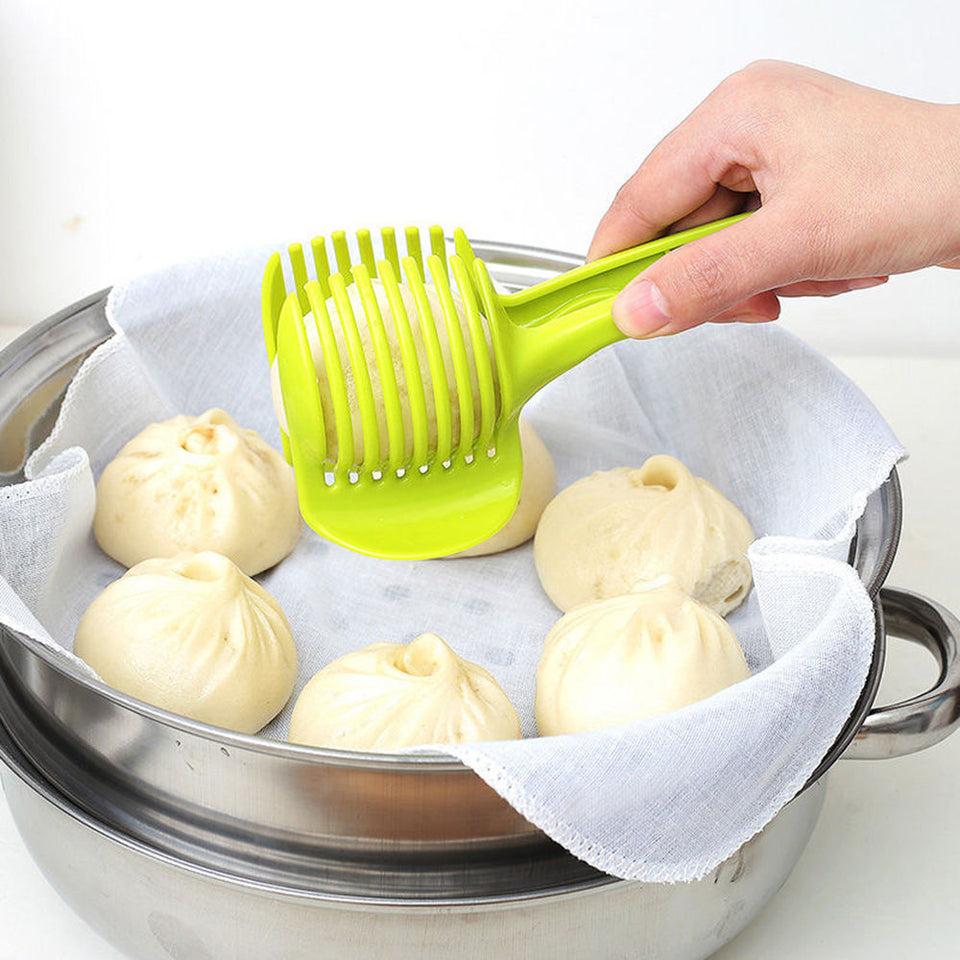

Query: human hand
[{"left": 589, "top": 60, "right": 960, "bottom": 338}]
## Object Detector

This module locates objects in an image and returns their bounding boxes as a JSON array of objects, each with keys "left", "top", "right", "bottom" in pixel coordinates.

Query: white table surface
[{"left": 0, "top": 322, "right": 957, "bottom": 958}]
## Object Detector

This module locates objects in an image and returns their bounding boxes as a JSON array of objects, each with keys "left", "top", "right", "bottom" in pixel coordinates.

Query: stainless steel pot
[
  {"left": 0, "top": 729, "right": 828, "bottom": 960},
  {"left": 1, "top": 241, "right": 958, "bottom": 960}
]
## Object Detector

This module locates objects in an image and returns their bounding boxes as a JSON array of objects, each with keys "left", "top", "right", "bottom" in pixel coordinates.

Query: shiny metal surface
[
  {"left": 0, "top": 637, "right": 594, "bottom": 898},
  {"left": 846, "top": 588, "right": 960, "bottom": 759},
  {"left": 0, "top": 712, "right": 828, "bottom": 959},
  {"left": 0, "top": 288, "right": 107, "bottom": 479},
  {"left": 847, "top": 470, "right": 902, "bottom": 601}
]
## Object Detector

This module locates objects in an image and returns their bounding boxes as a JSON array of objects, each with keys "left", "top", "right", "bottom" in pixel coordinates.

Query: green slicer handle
[{"left": 492, "top": 213, "right": 750, "bottom": 406}]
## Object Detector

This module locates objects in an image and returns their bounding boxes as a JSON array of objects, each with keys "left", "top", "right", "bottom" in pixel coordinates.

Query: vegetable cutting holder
[{"left": 262, "top": 215, "right": 747, "bottom": 558}]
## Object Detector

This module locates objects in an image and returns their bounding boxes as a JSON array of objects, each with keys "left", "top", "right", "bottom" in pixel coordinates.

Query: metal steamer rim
[{"left": 0, "top": 240, "right": 901, "bottom": 895}]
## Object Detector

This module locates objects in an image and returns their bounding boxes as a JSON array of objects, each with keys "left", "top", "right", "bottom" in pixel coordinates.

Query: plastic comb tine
[
  {"left": 288, "top": 243, "right": 310, "bottom": 313},
  {"left": 428, "top": 254, "right": 475, "bottom": 457},
  {"left": 471, "top": 256, "right": 500, "bottom": 319},
  {"left": 471, "top": 257, "right": 509, "bottom": 453},
  {"left": 357, "top": 229, "right": 377, "bottom": 277},
  {"left": 381, "top": 227, "right": 401, "bottom": 278},
  {"left": 275, "top": 292, "right": 326, "bottom": 466},
  {"left": 379, "top": 259, "right": 428, "bottom": 467},
  {"left": 353, "top": 263, "right": 405, "bottom": 471},
  {"left": 311, "top": 237, "right": 331, "bottom": 300},
  {"left": 329, "top": 272, "right": 380, "bottom": 472},
  {"left": 403, "top": 254, "right": 452, "bottom": 463},
  {"left": 331, "top": 231, "right": 352, "bottom": 283},
  {"left": 305, "top": 280, "right": 354, "bottom": 473},
  {"left": 429, "top": 226, "right": 447, "bottom": 281},
  {"left": 261, "top": 252, "right": 287, "bottom": 362},
  {"left": 450, "top": 255, "right": 497, "bottom": 449},
  {"left": 405, "top": 227, "right": 424, "bottom": 280},
  {"left": 452, "top": 228, "right": 481, "bottom": 302},
  {"left": 453, "top": 228, "right": 476, "bottom": 269}
]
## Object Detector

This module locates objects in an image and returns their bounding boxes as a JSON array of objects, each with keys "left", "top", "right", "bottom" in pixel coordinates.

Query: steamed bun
[
  {"left": 94, "top": 408, "right": 300, "bottom": 576},
  {"left": 270, "top": 278, "right": 497, "bottom": 465},
  {"left": 75, "top": 552, "right": 297, "bottom": 734},
  {"left": 450, "top": 419, "right": 556, "bottom": 557},
  {"left": 288, "top": 633, "right": 521, "bottom": 751},
  {"left": 534, "top": 455, "right": 754, "bottom": 615},
  {"left": 535, "top": 577, "right": 750, "bottom": 736}
]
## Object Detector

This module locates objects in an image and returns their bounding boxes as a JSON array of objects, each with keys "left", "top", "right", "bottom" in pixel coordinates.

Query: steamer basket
[{"left": 1, "top": 242, "right": 958, "bottom": 960}]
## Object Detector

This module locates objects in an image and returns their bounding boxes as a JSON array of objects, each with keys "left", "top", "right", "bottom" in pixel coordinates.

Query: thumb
[{"left": 612, "top": 210, "right": 796, "bottom": 337}]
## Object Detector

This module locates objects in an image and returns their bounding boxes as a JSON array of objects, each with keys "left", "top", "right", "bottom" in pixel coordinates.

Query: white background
[
  {"left": 1, "top": 1, "right": 959, "bottom": 957},
  {"left": 2, "top": 0, "right": 959, "bottom": 354}
]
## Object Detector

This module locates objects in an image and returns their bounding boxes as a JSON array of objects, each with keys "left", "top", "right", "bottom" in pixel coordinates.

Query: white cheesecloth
[{"left": 0, "top": 246, "right": 904, "bottom": 882}]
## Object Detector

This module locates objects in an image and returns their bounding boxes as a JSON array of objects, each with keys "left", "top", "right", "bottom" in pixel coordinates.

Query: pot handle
[{"left": 846, "top": 587, "right": 960, "bottom": 760}]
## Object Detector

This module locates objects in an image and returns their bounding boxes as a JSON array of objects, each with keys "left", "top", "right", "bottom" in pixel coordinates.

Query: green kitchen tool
[{"left": 262, "top": 215, "right": 747, "bottom": 560}]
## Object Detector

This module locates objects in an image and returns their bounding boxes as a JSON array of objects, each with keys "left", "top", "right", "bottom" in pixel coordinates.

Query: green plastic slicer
[{"left": 262, "top": 215, "right": 746, "bottom": 560}]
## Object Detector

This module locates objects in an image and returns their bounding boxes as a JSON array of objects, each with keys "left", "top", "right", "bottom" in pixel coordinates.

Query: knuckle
[
  {"left": 742, "top": 58, "right": 787, "bottom": 77},
  {"left": 718, "top": 60, "right": 775, "bottom": 95},
  {"left": 794, "top": 212, "right": 842, "bottom": 276},
  {"left": 670, "top": 249, "right": 736, "bottom": 316},
  {"left": 737, "top": 59, "right": 794, "bottom": 86},
  {"left": 610, "top": 181, "right": 660, "bottom": 236},
  {"left": 710, "top": 64, "right": 788, "bottom": 149}
]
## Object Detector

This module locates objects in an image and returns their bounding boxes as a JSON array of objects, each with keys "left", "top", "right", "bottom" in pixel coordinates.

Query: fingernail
[
  {"left": 845, "top": 277, "right": 888, "bottom": 291},
  {"left": 612, "top": 279, "right": 671, "bottom": 337},
  {"left": 715, "top": 314, "right": 775, "bottom": 325}
]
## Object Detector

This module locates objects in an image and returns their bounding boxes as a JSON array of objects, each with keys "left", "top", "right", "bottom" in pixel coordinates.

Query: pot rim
[
  {"left": 0, "top": 238, "right": 900, "bottom": 779},
  {"left": 0, "top": 712, "right": 625, "bottom": 906}
]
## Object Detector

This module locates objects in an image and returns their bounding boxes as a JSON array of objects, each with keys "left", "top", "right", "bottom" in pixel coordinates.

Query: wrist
[{"left": 924, "top": 102, "right": 960, "bottom": 260}]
